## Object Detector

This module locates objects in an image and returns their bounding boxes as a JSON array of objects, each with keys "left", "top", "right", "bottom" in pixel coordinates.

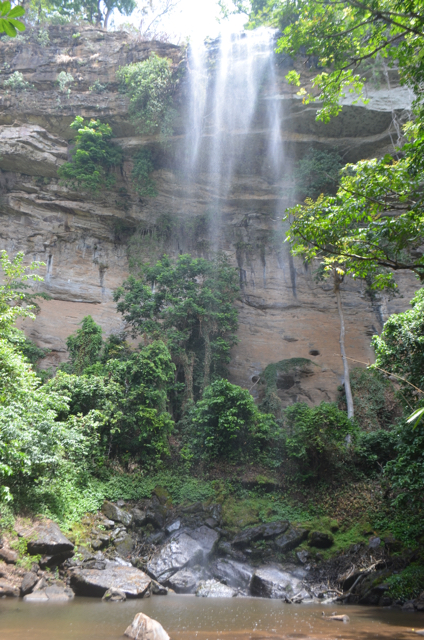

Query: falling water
[{"left": 183, "top": 27, "right": 285, "bottom": 250}]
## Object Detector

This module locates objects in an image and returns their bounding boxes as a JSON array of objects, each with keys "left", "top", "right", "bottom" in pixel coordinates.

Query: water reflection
[{"left": 1, "top": 595, "right": 423, "bottom": 640}]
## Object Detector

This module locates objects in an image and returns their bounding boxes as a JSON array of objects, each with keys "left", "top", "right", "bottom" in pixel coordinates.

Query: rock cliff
[{"left": 0, "top": 24, "right": 417, "bottom": 403}]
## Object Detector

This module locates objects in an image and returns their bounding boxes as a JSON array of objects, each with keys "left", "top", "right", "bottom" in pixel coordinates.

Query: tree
[
  {"left": 114, "top": 254, "right": 240, "bottom": 405},
  {"left": 230, "top": 0, "right": 424, "bottom": 122},
  {"left": 64, "top": 315, "right": 103, "bottom": 375},
  {"left": 27, "top": 0, "right": 136, "bottom": 28},
  {"left": 0, "top": 1, "right": 25, "bottom": 36}
]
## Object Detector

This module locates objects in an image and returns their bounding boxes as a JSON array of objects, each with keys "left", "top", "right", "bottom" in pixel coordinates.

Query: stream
[{"left": 1, "top": 595, "right": 423, "bottom": 640}]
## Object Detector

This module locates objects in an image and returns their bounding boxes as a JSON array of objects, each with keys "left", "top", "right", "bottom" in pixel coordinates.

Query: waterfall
[{"left": 183, "top": 27, "right": 285, "bottom": 252}]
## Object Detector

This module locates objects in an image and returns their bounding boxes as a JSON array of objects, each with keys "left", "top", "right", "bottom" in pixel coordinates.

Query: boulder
[
  {"left": 368, "top": 536, "right": 381, "bottom": 549},
  {"left": 414, "top": 591, "right": 424, "bottom": 612},
  {"left": 308, "top": 531, "right": 334, "bottom": 549},
  {"left": 250, "top": 566, "right": 302, "bottom": 599},
  {"left": 101, "top": 501, "right": 133, "bottom": 527},
  {"left": 24, "top": 584, "right": 74, "bottom": 602},
  {"left": 210, "top": 559, "right": 254, "bottom": 591},
  {"left": 274, "top": 527, "right": 308, "bottom": 553},
  {"left": 144, "top": 505, "right": 166, "bottom": 530},
  {"left": 20, "top": 571, "right": 39, "bottom": 596},
  {"left": 18, "top": 519, "right": 74, "bottom": 556},
  {"left": 188, "top": 526, "right": 220, "bottom": 557},
  {"left": 151, "top": 580, "right": 168, "bottom": 595},
  {"left": 217, "top": 541, "right": 246, "bottom": 562},
  {"left": 132, "top": 509, "right": 148, "bottom": 527},
  {"left": 195, "top": 579, "right": 237, "bottom": 598},
  {"left": 296, "top": 550, "right": 310, "bottom": 564},
  {"left": 70, "top": 562, "right": 151, "bottom": 598},
  {"left": 124, "top": 612, "right": 170, "bottom": 640},
  {"left": 146, "top": 533, "right": 204, "bottom": 582},
  {"left": 114, "top": 533, "right": 134, "bottom": 558},
  {"left": 0, "top": 580, "right": 20, "bottom": 597},
  {"left": 0, "top": 548, "right": 18, "bottom": 564},
  {"left": 102, "top": 587, "right": 127, "bottom": 602},
  {"left": 165, "top": 520, "right": 181, "bottom": 534},
  {"left": 167, "top": 568, "right": 200, "bottom": 594},
  {"left": 233, "top": 521, "right": 289, "bottom": 547}
]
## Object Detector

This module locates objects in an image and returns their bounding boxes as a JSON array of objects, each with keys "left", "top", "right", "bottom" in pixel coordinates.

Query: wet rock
[
  {"left": 168, "top": 568, "right": 201, "bottom": 594},
  {"left": 102, "top": 587, "right": 127, "bottom": 602},
  {"left": 188, "top": 526, "right": 220, "bottom": 557},
  {"left": 402, "top": 600, "right": 415, "bottom": 612},
  {"left": 151, "top": 580, "right": 168, "bottom": 595},
  {"left": 102, "top": 501, "right": 133, "bottom": 527},
  {"left": 124, "top": 612, "right": 170, "bottom": 640},
  {"left": 20, "top": 571, "right": 39, "bottom": 596},
  {"left": 24, "top": 584, "right": 74, "bottom": 602},
  {"left": 69, "top": 562, "right": 151, "bottom": 598},
  {"left": 0, "top": 580, "right": 20, "bottom": 597},
  {"left": 0, "top": 548, "right": 18, "bottom": 564},
  {"left": 414, "top": 591, "right": 424, "bottom": 611},
  {"left": 165, "top": 520, "right": 181, "bottom": 534},
  {"left": 250, "top": 566, "right": 302, "bottom": 599},
  {"left": 132, "top": 509, "right": 148, "bottom": 527},
  {"left": 233, "top": 521, "right": 289, "bottom": 547},
  {"left": 114, "top": 533, "right": 134, "bottom": 558},
  {"left": 296, "top": 550, "right": 310, "bottom": 564},
  {"left": 101, "top": 518, "right": 115, "bottom": 530},
  {"left": 195, "top": 579, "right": 237, "bottom": 597},
  {"left": 210, "top": 559, "right": 253, "bottom": 591},
  {"left": 146, "top": 533, "right": 204, "bottom": 582},
  {"left": 40, "top": 550, "right": 75, "bottom": 569},
  {"left": 204, "top": 517, "right": 218, "bottom": 529},
  {"left": 217, "top": 541, "right": 246, "bottom": 562},
  {"left": 308, "top": 531, "right": 334, "bottom": 549},
  {"left": 274, "top": 527, "right": 308, "bottom": 553},
  {"left": 414, "top": 630, "right": 424, "bottom": 636},
  {"left": 368, "top": 536, "right": 381, "bottom": 550},
  {"left": 17, "top": 519, "right": 74, "bottom": 556},
  {"left": 144, "top": 505, "right": 166, "bottom": 530},
  {"left": 146, "top": 531, "right": 165, "bottom": 546},
  {"left": 323, "top": 613, "right": 350, "bottom": 623}
]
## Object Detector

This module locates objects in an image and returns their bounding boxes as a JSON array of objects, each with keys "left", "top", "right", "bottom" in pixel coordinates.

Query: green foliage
[
  {"left": 345, "top": 368, "right": 401, "bottom": 432},
  {"left": 386, "top": 564, "right": 424, "bottom": 603},
  {"left": 4, "top": 71, "right": 31, "bottom": 91},
  {"left": 295, "top": 148, "right": 343, "bottom": 199},
  {"left": 50, "top": 340, "right": 175, "bottom": 463},
  {"left": 258, "top": 358, "right": 315, "bottom": 418},
  {"left": 64, "top": 315, "right": 103, "bottom": 375},
  {"left": 27, "top": 0, "right": 136, "bottom": 28},
  {"left": 19, "top": 337, "right": 50, "bottom": 366},
  {"left": 283, "top": 402, "right": 358, "bottom": 481},
  {"left": 114, "top": 253, "right": 240, "bottom": 406},
  {"left": 372, "top": 289, "right": 424, "bottom": 400},
  {"left": 132, "top": 148, "right": 157, "bottom": 197},
  {"left": 36, "top": 28, "right": 50, "bottom": 46},
  {"left": 89, "top": 79, "right": 108, "bottom": 93},
  {"left": 285, "top": 151, "right": 424, "bottom": 291},
  {"left": 185, "top": 378, "right": 281, "bottom": 464},
  {"left": 58, "top": 116, "right": 123, "bottom": 193},
  {"left": 0, "top": 2, "right": 25, "bottom": 37},
  {"left": 56, "top": 71, "right": 73, "bottom": 93},
  {"left": 0, "top": 251, "right": 45, "bottom": 342},
  {"left": 355, "top": 430, "right": 397, "bottom": 473},
  {"left": 240, "top": 0, "right": 424, "bottom": 122},
  {"left": 117, "top": 54, "right": 176, "bottom": 139}
]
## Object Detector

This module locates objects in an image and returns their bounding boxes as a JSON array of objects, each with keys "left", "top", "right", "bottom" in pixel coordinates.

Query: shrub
[
  {"left": 56, "top": 71, "right": 74, "bottom": 93},
  {"left": 344, "top": 368, "right": 401, "bottom": 432},
  {"left": 283, "top": 402, "right": 358, "bottom": 480},
  {"left": 58, "top": 116, "right": 123, "bottom": 193},
  {"left": 386, "top": 564, "right": 424, "bottom": 603},
  {"left": 64, "top": 315, "right": 103, "bottom": 375},
  {"left": 3, "top": 71, "right": 31, "bottom": 91},
  {"left": 186, "top": 379, "right": 281, "bottom": 464},
  {"left": 131, "top": 148, "right": 157, "bottom": 197},
  {"left": 117, "top": 54, "right": 176, "bottom": 138}
]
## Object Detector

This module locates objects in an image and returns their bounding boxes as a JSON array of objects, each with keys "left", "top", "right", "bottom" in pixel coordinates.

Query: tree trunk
[
  {"left": 181, "top": 352, "right": 195, "bottom": 407},
  {"left": 203, "top": 331, "right": 211, "bottom": 390},
  {"left": 334, "top": 274, "right": 354, "bottom": 420}
]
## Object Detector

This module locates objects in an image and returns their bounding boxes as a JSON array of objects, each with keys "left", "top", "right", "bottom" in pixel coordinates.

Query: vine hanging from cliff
[
  {"left": 117, "top": 53, "right": 177, "bottom": 140},
  {"left": 58, "top": 116, "right": 123, "bottom": 193}
]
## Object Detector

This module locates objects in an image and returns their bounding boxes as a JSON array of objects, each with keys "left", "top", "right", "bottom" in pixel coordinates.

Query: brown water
[{"left": 1, "top": 595, "right": 423, "bottom": 640}]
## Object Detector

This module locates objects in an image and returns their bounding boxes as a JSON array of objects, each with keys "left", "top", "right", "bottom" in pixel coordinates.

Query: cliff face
[{"left": 0, "top": 24, "right": 417, "bottom": 405}]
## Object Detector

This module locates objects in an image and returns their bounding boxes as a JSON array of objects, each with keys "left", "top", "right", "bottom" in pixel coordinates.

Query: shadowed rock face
[{"left": 0, "top": 24, "right": 417, "bottom": 403}]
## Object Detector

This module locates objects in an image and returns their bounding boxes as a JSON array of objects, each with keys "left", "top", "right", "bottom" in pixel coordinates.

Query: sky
[{"left": 112, "top": 0, "right": 247, "bottom": 42}]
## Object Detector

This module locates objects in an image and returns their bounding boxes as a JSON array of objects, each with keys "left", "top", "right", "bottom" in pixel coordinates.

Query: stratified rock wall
[{"left": 0, "top": 24, "right": 417, "bottom": 401}]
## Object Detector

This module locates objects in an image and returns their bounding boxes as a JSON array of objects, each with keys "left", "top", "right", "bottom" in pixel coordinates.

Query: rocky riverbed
[{"left": 1, "top": 491, "right": 423, "bottom": 611}]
